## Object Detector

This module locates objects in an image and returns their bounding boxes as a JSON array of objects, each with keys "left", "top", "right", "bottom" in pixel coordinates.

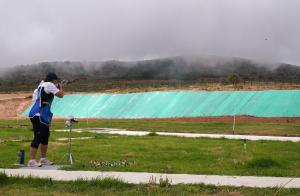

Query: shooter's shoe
[
  {"left": 27, "top": 159, "right": 42, "bottom": 167},
  {"left": 40, "top": 158, "right": 54, "bottom": 166}
]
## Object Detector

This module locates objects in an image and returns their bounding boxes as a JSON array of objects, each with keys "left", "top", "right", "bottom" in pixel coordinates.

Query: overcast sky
[{"left": 0, "top": 0, "right": 300, "bottom": 67}]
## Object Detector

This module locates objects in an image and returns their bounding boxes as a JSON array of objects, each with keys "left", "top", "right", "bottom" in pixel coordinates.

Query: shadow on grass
[
  {"left": 246, "top": 158, "right": 280, "bottom": 169},
  {"left": 147, "top": 132, "right": 158, "bottom": 136}
]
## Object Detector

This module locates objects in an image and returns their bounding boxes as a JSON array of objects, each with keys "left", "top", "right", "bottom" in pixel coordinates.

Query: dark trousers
[{"left": 30, "top": 116, "right": 50, "bottom": 148}]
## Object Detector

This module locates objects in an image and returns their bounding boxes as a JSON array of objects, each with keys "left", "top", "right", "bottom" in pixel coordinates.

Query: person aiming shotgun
[{"left": 28, "top": 73, "right": 65, "bottom": 167}]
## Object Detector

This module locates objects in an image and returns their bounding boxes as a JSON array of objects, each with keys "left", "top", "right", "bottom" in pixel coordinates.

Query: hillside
[{"left": 0, "top": 56, "right": 300, "bottom": 92}]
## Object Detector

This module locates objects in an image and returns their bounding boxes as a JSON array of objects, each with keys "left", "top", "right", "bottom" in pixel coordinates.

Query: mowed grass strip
[
  {"left": 73, "top": 120, "right": 300, "bottom": 136},
  {"left": 1, "top": 119, "right": 300, "bottom": 136},
  {"left": 1, "top": 134, "right": 300, "bottom": 177},
  {"left": 0, "top": 126, "right": 99, "bottom": 142},
  {"left": 0, "top": 173, "right": 299, "bottom": 196}
]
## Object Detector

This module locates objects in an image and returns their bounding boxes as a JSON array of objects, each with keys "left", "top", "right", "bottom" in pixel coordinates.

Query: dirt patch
[
  {"left": 74, "top": 116, "right": 300, "bottom": 123},
  {"left": 0, "top": 93, "right": 31, "bottom": 100},
  {"left": 0, "top": 93, "right": 32, "bottom": 119},
  {"left": 149, "top": 116, "right": 300, "bottom": 123}
]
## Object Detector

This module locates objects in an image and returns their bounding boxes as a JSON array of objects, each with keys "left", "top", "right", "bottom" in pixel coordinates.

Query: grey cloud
[{"left": 0, "top": 0, "right": 300, "bottom": 67}]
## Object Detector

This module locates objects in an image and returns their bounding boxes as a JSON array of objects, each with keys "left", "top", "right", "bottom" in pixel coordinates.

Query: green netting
[{"left": 21, "top": 90, "right": 300, "bottom": 118}]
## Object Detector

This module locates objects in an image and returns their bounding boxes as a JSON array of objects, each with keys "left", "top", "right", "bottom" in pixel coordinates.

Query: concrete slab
[
  {"left": 20, "top": 165, "right": 61, "bottom": 170},
  {"left": 1, "top": 168, "right": 299, "bottom": 188},
  {"left": 56, "top": 137, "right": 95, "bottom": 141},
  {"left": 55, "top": 128, "right": 300, "bottom": 142}
]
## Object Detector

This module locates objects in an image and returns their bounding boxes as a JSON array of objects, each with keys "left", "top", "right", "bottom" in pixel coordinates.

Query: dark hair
[{"left": 45, "top": 72, "right": 59, "bottom": 82}]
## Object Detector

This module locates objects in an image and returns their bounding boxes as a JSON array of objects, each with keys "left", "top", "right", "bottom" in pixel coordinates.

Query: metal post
[
  {"left": 61, "top": 116, "right": 78, "bottom": 165},
  {"left": 232, "top": 115, "right": 236, "bottom": 135},
  {"left": 68, "top": 125, "right": 74, "bottom": 164}
]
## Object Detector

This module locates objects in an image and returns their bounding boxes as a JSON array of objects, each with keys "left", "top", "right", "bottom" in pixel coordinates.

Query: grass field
[
  {"left": 0, "top": 173, "right": 299, "bottom": 196},
  {"left": 1, "top": 120, "right": 300, "bottom": 177},
  {"left": 1, "top": 119, "right": 300, "bottom": 195},
  {"left": 1, "top": 118, "right": 300, "bottom": 136},
  {"left": 2, "top": 135, "right": 300, "bottom": 176}
]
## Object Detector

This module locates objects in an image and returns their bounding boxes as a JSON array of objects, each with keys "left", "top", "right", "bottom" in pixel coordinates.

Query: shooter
[{"left": 27, "top": 73, "right": 65, "bottom": 167}]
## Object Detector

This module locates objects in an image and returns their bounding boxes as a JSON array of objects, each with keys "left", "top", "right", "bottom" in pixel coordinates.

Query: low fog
[{"left": 0, "top": 0, "right": 300, "bottom": 68}]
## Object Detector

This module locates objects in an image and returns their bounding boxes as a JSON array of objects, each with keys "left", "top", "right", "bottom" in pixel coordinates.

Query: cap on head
[{"left": 45, "top": 72, "right": 60, "bottom": 82}]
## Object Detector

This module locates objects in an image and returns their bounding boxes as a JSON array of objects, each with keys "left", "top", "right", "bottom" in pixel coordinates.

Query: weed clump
[{"left": 0, "top": 172, "right": 9, "bottom": 185}]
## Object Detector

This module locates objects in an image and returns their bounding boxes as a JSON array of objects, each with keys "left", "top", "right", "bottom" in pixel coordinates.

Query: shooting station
[{"left": 1, "top": 1, "right": 300, "bottom": 193}]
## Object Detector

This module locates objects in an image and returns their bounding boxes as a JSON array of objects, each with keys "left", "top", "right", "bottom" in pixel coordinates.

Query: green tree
[{"left": 227, "top": 74, "right": 240, "bottom": 86}]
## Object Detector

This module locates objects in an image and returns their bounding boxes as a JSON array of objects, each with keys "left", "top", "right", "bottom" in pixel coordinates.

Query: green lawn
[
  {"left": 1, "top": 119, "right": 300, "bottom": 136},
  {"left": 73, "top": 120, "right": 300, "bottom": 136},
  {"left": 1, "top": 132, "right": 300, "bottom": 177},
  {"left": 1, "top": 119, "right": 300, "bottom": 194},
  {"left": 0, "top": 173, "right": 299, "bottom": 196},
  {"left": 1, "top": 119, "right": 300, "bottom": 177}
]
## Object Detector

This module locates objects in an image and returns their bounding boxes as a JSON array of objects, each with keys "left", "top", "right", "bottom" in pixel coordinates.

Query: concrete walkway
[
  {"left": 1, "top": 168, "right": 299, "bottom": 188},
  {"left": 55, "top": 128, "right": 300, "bottom": 142}
]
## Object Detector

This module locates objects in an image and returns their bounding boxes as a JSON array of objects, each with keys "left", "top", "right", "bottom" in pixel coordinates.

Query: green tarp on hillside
[{"left": 22, "top": 90, "right": 300, "bottom": 118}]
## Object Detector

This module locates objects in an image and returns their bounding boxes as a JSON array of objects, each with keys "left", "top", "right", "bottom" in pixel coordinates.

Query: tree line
[{"left": 0, "top": 56, "right": 300, "bottom": 87}]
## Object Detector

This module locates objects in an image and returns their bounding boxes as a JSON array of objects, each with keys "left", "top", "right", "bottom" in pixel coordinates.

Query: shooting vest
[{"left": 29, "top": 84, "right": 55, "bottom": 126}]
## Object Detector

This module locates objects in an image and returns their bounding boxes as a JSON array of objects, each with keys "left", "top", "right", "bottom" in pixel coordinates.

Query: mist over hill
[{"left": 0, "top": 56, "right": 299, "bottom": 92}]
